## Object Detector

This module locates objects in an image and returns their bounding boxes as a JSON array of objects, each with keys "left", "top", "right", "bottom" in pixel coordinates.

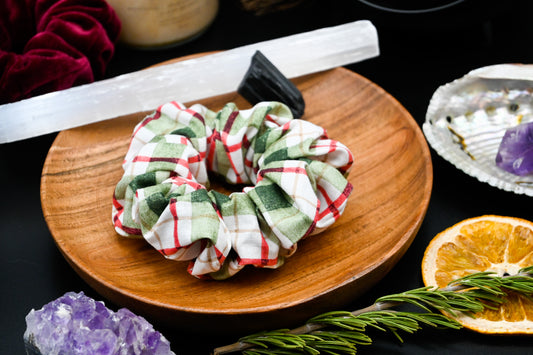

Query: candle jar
[{"left": 107, "top": 0, "right": 219, "bottom": 49}]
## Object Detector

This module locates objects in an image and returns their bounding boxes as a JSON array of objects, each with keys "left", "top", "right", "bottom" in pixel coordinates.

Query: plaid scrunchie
[{"left": 112, "top": 101, "right": 353, "bottom": 279}]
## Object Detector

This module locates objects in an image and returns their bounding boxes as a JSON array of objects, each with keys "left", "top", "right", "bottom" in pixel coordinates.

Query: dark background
[{"left": 2, "top": 0, "right": 533, "bottom": 354}]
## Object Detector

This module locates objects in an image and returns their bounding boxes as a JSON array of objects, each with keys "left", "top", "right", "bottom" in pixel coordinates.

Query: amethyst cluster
[
  {"left": 496, "top": 121, "right": 533, "bottom": 176},
  {"left": 24, "top": 292, "right": 175, "bottom": 355}
]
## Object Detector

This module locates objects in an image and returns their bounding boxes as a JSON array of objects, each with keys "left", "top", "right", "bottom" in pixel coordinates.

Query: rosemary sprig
[{"left": 212, "top": 266, "right": 533, "bottom": 355}]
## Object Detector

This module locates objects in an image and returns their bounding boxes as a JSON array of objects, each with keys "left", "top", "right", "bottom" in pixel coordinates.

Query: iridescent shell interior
[{"left": 423, "top": 64, "right": 533, "bottom": 196}]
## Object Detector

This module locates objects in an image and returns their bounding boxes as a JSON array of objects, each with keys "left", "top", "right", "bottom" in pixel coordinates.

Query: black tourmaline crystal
[{"left": 238, "top": 50, "right": 305, "bottom": 118}]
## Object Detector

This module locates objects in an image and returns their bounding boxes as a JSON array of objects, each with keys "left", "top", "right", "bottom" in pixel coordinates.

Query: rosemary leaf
[
  {"left": 240, "top": 331, "right": 306, "bottom": 349},
  {"left": 311, "top": 330, "right": 372, "bottom": 346},
  {"left": 304, "top": 333, "right": 358, "bottom": 354},
  {"left": 448, "top": 271, "right": 503, "bottom": 291},
  {"left": 359, "top": 311, "right": 421, "bottom": 333},
  {"left": 519, "top": 265, "right": 533, "bottom": 275},
  {"left": 375, "top": 287, "right": 485, "bottom": 316},
  {"left": 309, "top": 311, "right": 368, "bottom": 331},
  {"left": 398, "top": 312, "right": 463, "bottom": 329},
  {"left": 501, "top": 275, "right": 533, "bottom": 293},
  {"left": 243, "top": 349, "right": 306, "bottom": 355}
]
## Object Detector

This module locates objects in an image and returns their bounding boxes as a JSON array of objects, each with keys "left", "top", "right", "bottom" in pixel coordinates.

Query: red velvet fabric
[{"left": 0, "top": 0, "right": 121, "bottom": 104}]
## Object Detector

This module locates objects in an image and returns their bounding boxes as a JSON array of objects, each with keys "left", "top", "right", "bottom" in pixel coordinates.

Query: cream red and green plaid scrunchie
[{"left": 112, "top": 101, "right": 353, "bottom": 280}]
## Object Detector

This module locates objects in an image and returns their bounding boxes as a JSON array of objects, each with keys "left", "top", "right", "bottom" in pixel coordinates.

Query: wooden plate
[{"left": 41, "top": 65, "right": 432, "bottom": 334}]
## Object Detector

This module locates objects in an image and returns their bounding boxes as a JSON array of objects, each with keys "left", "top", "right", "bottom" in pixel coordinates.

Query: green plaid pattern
[{"left": 112, "top": 101, "right": 353, "bottom": 279}]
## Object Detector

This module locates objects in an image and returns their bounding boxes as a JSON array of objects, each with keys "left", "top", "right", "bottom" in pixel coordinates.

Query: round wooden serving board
[{"left": 41, "top": 64, "right": 432, "bottom": 334}]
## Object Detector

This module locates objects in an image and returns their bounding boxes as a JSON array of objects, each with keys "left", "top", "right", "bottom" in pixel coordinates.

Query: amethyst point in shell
[
  {"left": 496, "top": 121, "right": 533, "bottom": 176},
  {"left": 423, "top": 64, "right": 533, "bottom": 196}
]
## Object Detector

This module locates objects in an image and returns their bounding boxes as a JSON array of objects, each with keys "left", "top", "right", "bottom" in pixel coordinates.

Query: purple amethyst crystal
[
  {"left": 24, "top": 292, "right": 175, "bottom": 355},
  {"left": 496, "top": 121, "right": 533, "bottom": 176}
]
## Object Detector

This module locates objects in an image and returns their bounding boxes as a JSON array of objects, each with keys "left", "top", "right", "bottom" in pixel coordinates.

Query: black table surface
[{"left": 2, "top": 1, "right": 533, "bottom": 354}]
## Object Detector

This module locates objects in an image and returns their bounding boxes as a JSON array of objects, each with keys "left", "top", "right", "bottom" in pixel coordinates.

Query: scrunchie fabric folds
[
  {"left": 0, "top": 0, "right": 121, "bottom": 104},
  {"left": 112, "top": 101, "right": 353, "bottom": 280}
]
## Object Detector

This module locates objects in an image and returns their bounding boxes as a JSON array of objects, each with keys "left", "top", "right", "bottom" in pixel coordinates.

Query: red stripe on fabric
[
  {"left": 184, "top": 108, "right": 206, "bottom": 125},
  {"left": 317, "top": 182, "right": 353, "bottom": 220},
  {"left": 133, "top": 108, "right": 162, "bottom": 137},
  {"left": 206, "top": 133, "right": 217, "bottom": 168},
  {"left": 215, "top": 248, "right": 226, "bottom": 264},
  {"left": 134, "top": 155, "right": 193, "bottom": 179},
  {"left": 187, "top": 262, "right": 198, "bottom": 276},
  {"left": 219, "top": 123, "right": 245, "bottom": 182},
  {"left": 114, "top": 212, "right": 142, "bottom": 235},
  {"left": 303, "top": 202, "right": 321, "bottom": 238},
  {"left": 189, "top": 261, "right": 213, "bottom": 279},
  {"left": 159, "top": 247, "right": 179, "bottom": 256},
  {"left": 264, "top": 114, "right": 282, "bottom": 127},
  {"left": 121, "top": 226, "right": 141, "bottom": 235},
  {"left": 188, "top": 154, "right": 202, "bottom": 164},
  {"left": 238, "top": 257, "right": 278, "bottom": 267},
  {"left": 317, "top": 184, "right": 336, "bottom": 219},
  {"left": 329, "top": 140, "right": 337, "bottom": 153},
  {"left": 258, "top": 166, "right": 307, "bottom": 177},
  {"left": 207, "top": 131, "right": 215, "bottom": 146},
  {"left": 338, "top": 164, "right": 353, "bottom": 174},
  {"left": 112, "top": 194, "right": 122, "bottom": 209},
  {"left": 112, "top": 209, "right": 121, "bottom": 224},
  {"left": 223, "top": 110, "right": 239, "bottom": 133},
  {"left": 303, "top": 218, "right": 317, "bottom": 238},
  {"left": 219, "top": 128, "right": 242, "bottom": 153},
  {"left": 217, "top": 253, "right": 226, "bottom": 266},
  {"left": 342, "top": 182, "right": 354, "bottom": 198},
  {"left": 260, "top": 233, "right": 269, "bottom": 261},
  {"left": 112, "top": 206, "right": 142, "bottom": 235},
  {"left": 222, "top": 140, "right": 243, "bottom": 153},
  {"left": 168, "top": 176, "right": 205, "bottom": 191},
  {"left": 281, "top": 121, "right": 291, "bottom": 134},
  {"left": 211, "top": 201, "right": 223, "bottom": 219},
  {"left": 169, "top": 198, "right": 182, "bottom": 248},
  {"left": 310, "top": 140, "right": 337, "bottom": 153},
  {"left": 242, "top": 135, "right": 251, "bottom": 150},
  {"left": 133, "top": 156, "right": 184, "bottom": 164},
  {"left": 169, "top": 101, "right": 184, "bottom": 109}
]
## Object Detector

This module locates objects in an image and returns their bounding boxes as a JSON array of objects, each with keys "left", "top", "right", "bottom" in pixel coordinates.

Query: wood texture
[{"left": 40, "top": 66, "right": 433, "bottom": 334}]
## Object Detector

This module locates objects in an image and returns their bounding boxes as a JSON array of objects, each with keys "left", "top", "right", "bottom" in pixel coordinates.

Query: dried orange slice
[{"left": 421, "top": 215, "right": 533, "bottom": 334}]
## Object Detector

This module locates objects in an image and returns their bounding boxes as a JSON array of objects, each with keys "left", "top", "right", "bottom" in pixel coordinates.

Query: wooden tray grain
[{"left": 41, "top": 66, "right": 432, "bottom": 333}]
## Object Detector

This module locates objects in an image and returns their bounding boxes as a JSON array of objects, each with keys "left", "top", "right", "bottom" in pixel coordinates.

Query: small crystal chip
[
  {"left": 496, "top": 121, "right": 533, "bottom": 176},
  {"left": 24, "top": 292, "right": 175, "bottom": 355}
]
